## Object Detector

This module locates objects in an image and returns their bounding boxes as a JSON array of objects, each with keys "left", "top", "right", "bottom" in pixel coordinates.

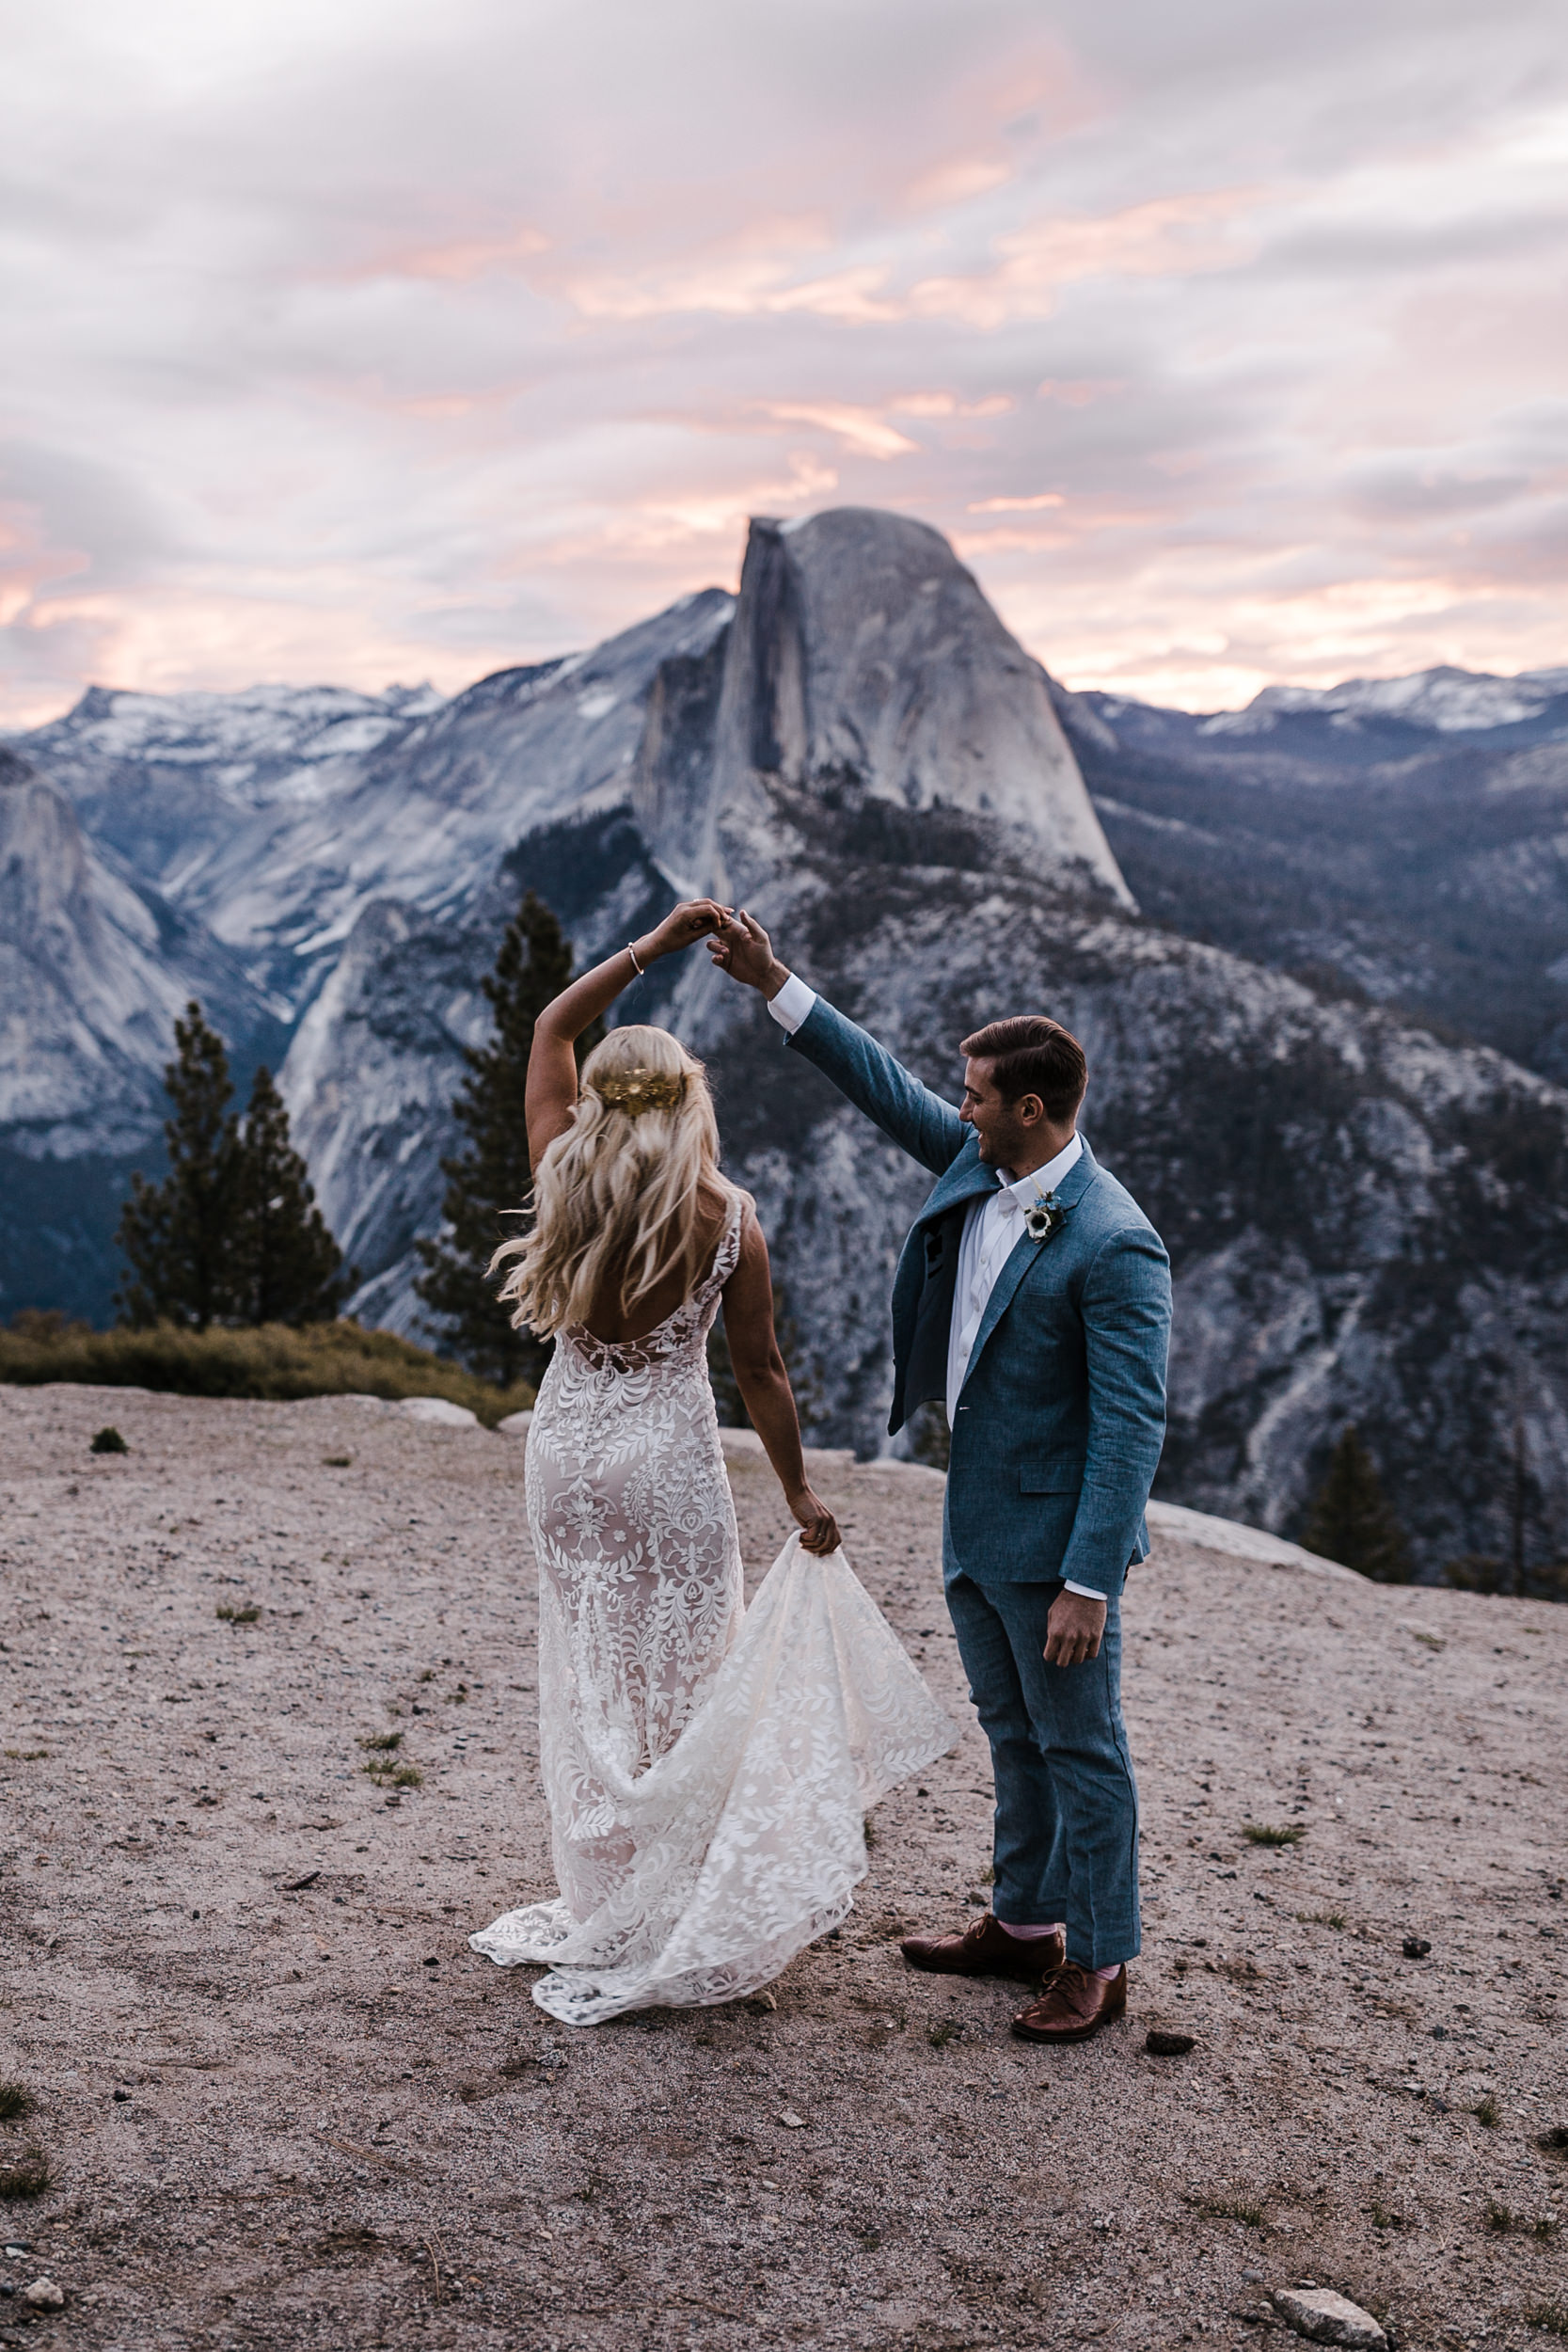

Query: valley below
[{"left": 1, "top": 1383, "right": 1564, "bottom": 2352}]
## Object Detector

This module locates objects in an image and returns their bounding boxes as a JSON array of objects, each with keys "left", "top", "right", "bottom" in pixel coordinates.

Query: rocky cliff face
[
  {"left": 0, "top": 746, "right": 277, "bottom": 1316},
  {"left": 703, "top": 510, "right": 1127, "bottom": 907},
  {"left": 7, "top": 510, "right": 1567, "bottom": 1578},
  {"left": 0, "top": 748, "right": 266, "bottom": 1152}
]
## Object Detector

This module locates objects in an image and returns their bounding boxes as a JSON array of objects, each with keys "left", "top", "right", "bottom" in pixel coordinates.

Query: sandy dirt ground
[{"left": 0, "top": 1382, "right": 1564, "bottom": 2352}]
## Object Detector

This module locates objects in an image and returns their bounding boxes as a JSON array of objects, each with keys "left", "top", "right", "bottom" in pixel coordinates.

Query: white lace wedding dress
[{"left": 469, "top": 1197, "right": 956, "bottom": 2026}]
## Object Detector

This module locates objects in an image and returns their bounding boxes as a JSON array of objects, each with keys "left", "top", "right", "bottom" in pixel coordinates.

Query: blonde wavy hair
[{"left": 492, "top": 1025, "right": 744, "bottom": 1338}]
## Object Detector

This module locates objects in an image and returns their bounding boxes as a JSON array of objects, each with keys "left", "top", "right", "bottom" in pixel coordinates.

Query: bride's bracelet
[{"left": 626, "top": 941, "right": 645, "bottom": 977}]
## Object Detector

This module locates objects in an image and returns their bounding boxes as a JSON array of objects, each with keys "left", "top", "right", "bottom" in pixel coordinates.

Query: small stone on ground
[{"left": 1270, "top": 2285, "right": 1387, "bottom": 2348}]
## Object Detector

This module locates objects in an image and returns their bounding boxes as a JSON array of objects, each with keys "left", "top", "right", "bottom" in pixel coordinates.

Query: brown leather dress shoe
[
  {"left": 1011, "top": 1963, "right": 1127, "bottom": 2042},
  {"left": 901, "top": 1913, "right": 1065, "bottom": 1983}
]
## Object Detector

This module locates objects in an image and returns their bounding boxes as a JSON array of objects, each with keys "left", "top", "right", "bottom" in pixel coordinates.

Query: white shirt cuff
[
  {"left": 767, "top": 973, "right": 817, "bottom": 1034},
  {"left": 1063, "top": 1580, "right": 1107, "bottom": 1601}
]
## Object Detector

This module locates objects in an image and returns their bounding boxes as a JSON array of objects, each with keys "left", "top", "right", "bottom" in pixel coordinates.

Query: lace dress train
[{"left": 469, "top": 1200, "right": 956, "bottom": 2026}]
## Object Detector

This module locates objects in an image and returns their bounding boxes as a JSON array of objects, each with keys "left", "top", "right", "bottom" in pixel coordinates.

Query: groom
[{"left": 712, "top": 914, "right": 1171, "bottom": 2044}]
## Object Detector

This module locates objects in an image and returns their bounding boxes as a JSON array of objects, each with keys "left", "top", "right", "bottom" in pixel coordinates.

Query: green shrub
[
  {"left": 1194, "top": 2191, "right": 1265, "bottom": 2226},
  {"left": 0, "top": 1316, "right": 534, "bottom": 1430},
  {"left": 0, "top": 2149, "right": 51, "bottom": 2198}
]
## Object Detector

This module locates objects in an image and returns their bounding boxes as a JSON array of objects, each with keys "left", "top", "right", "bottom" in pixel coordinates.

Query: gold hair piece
[{"left": 592, "top": 1067, "right": 687, "bottom": 1116}]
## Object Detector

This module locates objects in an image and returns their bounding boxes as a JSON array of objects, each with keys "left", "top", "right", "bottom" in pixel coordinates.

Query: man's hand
[
  {"left": 707, "top": 910, "right": 790, "bottom": 998},
  {"left": 1043, "top": 1588, "right": 1106, "bottom": 1668}
]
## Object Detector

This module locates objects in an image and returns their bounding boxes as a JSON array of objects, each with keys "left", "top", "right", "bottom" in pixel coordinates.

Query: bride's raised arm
[{"left": 524, "top": 898, "right": 730, "bottom": 1163}]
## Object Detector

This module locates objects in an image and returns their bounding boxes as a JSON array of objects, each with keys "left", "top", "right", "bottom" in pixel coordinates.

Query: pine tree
[
  {"left": 416, "top": 892, "right": 600, "bottom": 1386},
  {"left": 233, "top": 1065, "right": 347, "bottom": 1326},
  {"left": 1303, "top": 1425, "right": 1413, "bottom": 1582},
  {"left": 115, "top": 1002, "right": 245, "bottom": 1329}
]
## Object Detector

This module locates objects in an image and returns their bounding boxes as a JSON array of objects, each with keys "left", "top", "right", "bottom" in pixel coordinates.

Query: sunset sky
[{"left": 4, "top": 0, "right": 1566, "bottom": 724}]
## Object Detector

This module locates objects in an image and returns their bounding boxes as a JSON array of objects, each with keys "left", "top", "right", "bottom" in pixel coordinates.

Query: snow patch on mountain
[
  {"left": 20, "top": 681, "right": 446, "bottom": 807},
  {"left": 1201, "top": 663, "right": 1568, "bottom": 737}
]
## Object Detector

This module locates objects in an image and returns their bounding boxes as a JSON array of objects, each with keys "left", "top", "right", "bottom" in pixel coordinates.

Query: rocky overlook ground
[{"left": 0, "top": 1383, "right": 1564, "bottom": 2352}]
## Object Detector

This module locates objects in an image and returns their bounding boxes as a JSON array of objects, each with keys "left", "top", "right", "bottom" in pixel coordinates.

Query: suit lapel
[
  {"left": 958, "top": 1140, "right": 1101, "bottom": 1395},
  {"left": 959, "top": 1232, "right": 1035, "bottom": 1389},
  {"left": 914, "top": 1139, "right": 999, "bottom": 1228}
]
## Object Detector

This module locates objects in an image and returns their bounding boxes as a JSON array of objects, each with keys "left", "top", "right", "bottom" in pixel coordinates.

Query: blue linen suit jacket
[{"left": 786, "top": 997, "right": 1172, "bottom": 1598}]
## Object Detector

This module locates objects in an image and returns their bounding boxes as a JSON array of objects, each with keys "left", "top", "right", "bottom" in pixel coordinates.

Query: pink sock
[
  {"left": 996, "top": 1918, "right": 1065, "bottom": 1940},
  {"left": 1094, "top": 1962, "right": 1123, "bottom": 1980}
]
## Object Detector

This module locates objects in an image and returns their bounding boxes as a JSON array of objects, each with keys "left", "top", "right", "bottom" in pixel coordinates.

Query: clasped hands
[
  {"left": 648, "top": 903, "right": 796, "bottom": 1000},
  {"left": 640, "top": 899, "right": 732, "bottom": 959}
]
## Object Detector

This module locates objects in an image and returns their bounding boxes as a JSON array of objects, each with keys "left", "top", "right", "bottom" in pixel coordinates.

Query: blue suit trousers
[{"left": 944, "top": 1573, "right": 1141, "bottom": 1970}]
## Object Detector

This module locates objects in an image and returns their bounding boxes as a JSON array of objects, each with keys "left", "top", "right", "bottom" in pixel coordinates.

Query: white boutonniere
[{"left": 1023, "top": 1191, "right": 1064, "bottom": 1243}]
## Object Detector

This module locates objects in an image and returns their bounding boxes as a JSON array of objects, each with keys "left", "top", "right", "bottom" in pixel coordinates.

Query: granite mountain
[{"left": 5, "top": 508, "right": 1565, "bottom": 1578}]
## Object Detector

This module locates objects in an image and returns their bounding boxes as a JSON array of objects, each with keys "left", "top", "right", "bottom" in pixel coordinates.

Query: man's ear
[{"left": 1015, "top": 1092, "right": 1045, "bottom": 1128}]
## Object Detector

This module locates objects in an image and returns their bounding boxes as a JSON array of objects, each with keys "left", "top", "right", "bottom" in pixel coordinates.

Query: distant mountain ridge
[
  {"left": 1203, "top": 662, "right": 1568, "bottom": 737},
  {"left": 4, "top": 509, "right": 1566, "bottom": 1581},
  {"left": 1053, "top": 662, "right": 1568, "bottom": 1087}
]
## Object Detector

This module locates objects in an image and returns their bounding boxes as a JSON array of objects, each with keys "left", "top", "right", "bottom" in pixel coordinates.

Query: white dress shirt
[
  {"left": 946, "top": 1136, "right": 1084, "bottom": 1422},
  {"left": 768, "top": 976, "right": 1102, "bottom": 1601}
]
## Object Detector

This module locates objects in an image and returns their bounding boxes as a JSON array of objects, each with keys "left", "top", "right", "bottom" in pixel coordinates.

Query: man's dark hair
[{"left": 960, "top": 1014, "right": 1087, "bottom": 1122}]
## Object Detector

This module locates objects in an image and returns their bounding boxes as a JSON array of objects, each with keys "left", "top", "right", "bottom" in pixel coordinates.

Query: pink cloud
[
  {"left": 760, "top": 404, "right": 919, "bottom": 460},
  {"left": 363, "top": 225, "right": 550, "bottom": 285},
  {"left": 892, "top": 392, "right": 1016, "bottom": 420},
  {"left": 902, "top": 157, "right": 1014, "bottom": 211},
  {"left": 904, "top": 187, "right": 1267, "bottom": 327},
  {"left": 1037, "top": 379, "right": 1126, "bottom": 406},
  {"left": 562, "top": 254, "right": 900, "bottom": 326},
  {"left": 967, "top": 491, "right": 1065, "bottom": 514}
]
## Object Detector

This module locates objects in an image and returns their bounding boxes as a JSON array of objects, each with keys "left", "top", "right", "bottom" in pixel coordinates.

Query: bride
[{"left": 469, "top": 899, "right": 954, "bottom": 2025}]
